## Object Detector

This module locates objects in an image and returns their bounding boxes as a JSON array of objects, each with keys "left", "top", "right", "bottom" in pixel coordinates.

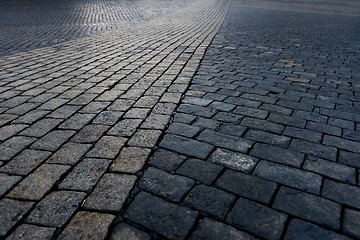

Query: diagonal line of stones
[{"left": 0, "top": 0, "right": 231, "bottom": 238}]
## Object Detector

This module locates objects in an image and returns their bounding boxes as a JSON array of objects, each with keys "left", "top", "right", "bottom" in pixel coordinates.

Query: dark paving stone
[
  {"left": 166, "top": 122, "right": 201, "bottom": 138},
  {"left": 110, "top": 223, "right": 151, "bottom": 240},
  {"left": 125, "top": 192, "right": 198, "bottom": 240},
  {"left": 209, "top": 148, "right": 258, "bottom": 172},
  {"left": 227, "top": 197, "right": 287, "bottom": 240},
  {"left": 0, "top": 173, "right": 22, "bottom": 197},
  {"left": 0, "top": 124, "right": 28, "bottom": 141},
  {"left": 160, "top": 134, "right": 214, "bottom": 159},
  {"left": 216, "top": 169, "right": 277, "bottom": 204},
  {"left": 0, "top": 136, "right": 36, "bottom": 161},
  {"left": 254, "top": 161, "right": 322, "bottom": 194},
  {"left": 185, "top": 184, "right": 236, "bottom": 218},
  {"left": 71, "top": 124, "right": 109, "bottom": 143},
  {"left": 322, "top": 179, "right": 360, "bottom": 209},
  {"left": 108, "top": 119, "right": 142, "bottom": 137},
  {"left": 0, "top": 199, "right": 34, "bottom": 237},
  {"left": 189, "top": 218, "right": 255, "bottom": 240},
  {"left": 218, "top": 123, "right": 247, "bottom": 137},
  {"left": 273, "top": 187, "right": 341, "bottom": 229},
  {"left": 284, "top": 219, "right": 350, "bottom": 240},
  {"left": 338, "top": 151, "right": 360, "bottom": 168},
  {"left": 176, "top": 158, "right": 223, "bottom": 184},
  {"left": 26, "top": 191, "right": 86, "bottom": 227},
  {"left": 241, "top": 117, "right": 284, "bottom": 134},
  {"left": 7, "top": 224, "right": 55, "bottom": 240},
  {"left": 47, "top": 142, "right": 91, "bottom": 165},
  {"left": 177, "top": 104, "right": 217, "bottom": 118},
  {"left": 323, "top": 135, "right": 360, "bottom": 153},
  {"left": 58, "top": 212, "right": 115, "bottom": 240},
  {"left": 139, "top": 167, "right": 194, "bottom": 202},
  {"left": 250, "top": 143, "right": 304, "bottom": 167},
  {"left": 86, "top": 136, "right": 127, "bottom": 159},
  {"left": 283, "top": 126, "right": 322, "bottom": 143},
  {"left": 290, "top": 139, "right": 337, "bottom": 162},
  {"left": 343, "top": 208, "right": 360, "bottom": 239},
  {"left": 110, "top": 147, "right": 151, "bottom": 173},
  {"left": 245, "top": 130, "right": 291, "bottom": 147},
  {"left": 127, "top": 129, "right": 162, "bottom": 148},
  {"left": 31, "top": 130, "right": 76, "bottom": 151},
  {"left": 148, "top": 149, "right": 186, "bottom": 172}
]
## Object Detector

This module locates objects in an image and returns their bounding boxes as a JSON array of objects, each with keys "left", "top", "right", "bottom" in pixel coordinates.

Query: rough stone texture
[
  {"left": 209, "top": 148, "right": 258, "bottom": 172},
  {"left": 125, "top": 192, "right": 198, "bottom": 240},
  {"left": 86, "top": 136, "right": 127, "bottom": 159},
  {"left": 322, "top": 179, "right": 360, "bottom": 209},
  {"left": 189, "top": 218, "right": 256, "bottom": 240},
  {"left": 148, "top": 149, "right": 187, "bottom": 172},
  {"left": 110, "top": 147, "right": 151, "bottom": 173},
  {"left": 58, "top": 212, "right": 115, "bottom": 240},
  {"left": 227, "top": 197, "right": 287, "bottom": 240},
  {"left": 6, "top": 224, "right": 55, "bottom": 240},
  {"left": 71, "top": 124, "right": 109, "bottom": 143},
  {"left": 0, "top": 173, "right": 22, "bottom": 197},
  {"left": 139, "top": 167, "right": 194, "bottom": 202},
  {"left": 0, "top": 199, "right": 34, "bottom": 237},
  {"left": 127, "top": 129, "right": 162, "bottom": 148},
  {"left": 273, "top": 187, "right": 341, "bottom": 229},
  {"left": 284, "top": 219, "right": 350, "bottom": 240},
  {"left": 110, "top": 223, "right": 151, "bottom": 240},
  {"left": 31, "top": 130, "right": 76, "bottom": 151},
  {"left": 216, "top": 169, "right": 277, "bottom": 204},
  {"left": 46, "top": 143, "right": 91, "bottom": 165},
  {"left": 184, "top": 185, "right": 236, "bottom": 219},
  {"left": 343, "top": 208, "right": 360, "bottom": 239},
  {"left": 0, "top": 136, "right": 36, "bottom": 161},
  {"left": 26, "top": 191, "right": 86, "bottom": 227},
  {"left": 84, "top": 173, "right": 136, "bottom": 211}
]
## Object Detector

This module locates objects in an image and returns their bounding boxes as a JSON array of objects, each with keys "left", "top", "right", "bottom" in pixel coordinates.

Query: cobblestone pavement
[{"left": 1, "top": 0, "right": 360, "bottom": 239}]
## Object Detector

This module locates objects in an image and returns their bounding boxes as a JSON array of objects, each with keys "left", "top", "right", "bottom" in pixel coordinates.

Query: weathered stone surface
[
  {"left": 110, "top": 223, "right": 151, "bottom": 240},
  {"left": 160, "top": 134, "right": 214, "bottom": 159},
  {"left": 0, "top": 199, "right": 34, "bottom": 237},
  {"left": 273, "top": 187, "right": 341, "bottom": 229},
  {"left": 166, "top": 122, "right": 201, "bottom": 138},
  {"left": 284, "top": 219, "right": 350, "bottom": 240},
  {"left": 227, "top": 197, "right": 287, "bottom": 240},
  {"left": 184, "top": 185, "right": 235, "bottom": 219},
  {"left": 93, "top": 111, "right": 123, "bottom": 125},
  {"left": 339, "top": 151, "right": 360, "bottom": 168},
  {"left": 245, "top": 130, "right": 291, "bottom": 147},
  {"left": 31, "top": 130, "right": 76, "bottom": 151},
  {"left": 127, "top": 129, "right": 162, "bottom": 148},
  {"left": 0, "top": 136, "right": 36, "bottom": 161},
  {"left": 26, "top": 191, "right": 86, "bottom": 227},
  {"left": 84, "top": 173, "right": 136, "bottom": 211},
  {"left": 125, "top": 192, "right": 197, "bottom": 240},
  {"left": 0, "top": 173, "right": 22, "bottom": 197},
  {"left": 343, "top": 208, "right": 360, "bottom": 239},
  {"left": 254, "top": 161, "right": 322, "bottom": 194},
  {"left": 7, "top": 224, "right": 55, "bottom": 240},
  {"left": 323, "top": 135, "right": 360, "bottom": 153},
  {"left": 47, "top": 142, "right": 91, "bottom": 165},
  {"left": 86, "top": 136, "right": 127, "bottom": 159},
  {"left": 8, "top": 164, "right": 70, "bottom": 200},
  {"left": 110, "top": 147, "right": 151, "bottom": 173},
  {"left": 108, "top": 119, "right": 142, "bottom": 137},
  {"left": 148, "top": 149, "right": 186, "bottom": 171},
  {"left": 189, "top": 218, "right": 255, "bottom": 240},
  {"left": 290, "top": 139, "right": 337, "bottom": 161},
  {"left": 322, "top": 179, "right": 360, "bottom": 209},
  {"left": 216, "top": 169, "right": 277, "bottom": 204},
  {"left": 20, "top": 118, "right": 62, "bottom": 137},
  {"left": 139, "top": 167, "right": 194, "bottom": 202},
  {"left": 71, "top": 124, "right": 109, "bottom": 143},
  {"left": 59, "top": 158, "right": 110, "bottom": 191},
  {"left": 0, "top": 124, "right": 28, "bottom": 141},
  {"left": 209, "top": 148, "right": 258, "bottom": 172},
  {"left": 58, "top": 212, "right": 115, "bottom": 240}
]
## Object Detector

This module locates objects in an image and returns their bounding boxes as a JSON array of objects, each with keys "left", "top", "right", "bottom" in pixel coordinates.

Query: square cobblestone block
[
  {"left": 141, "top": 113, "right": 171, "bottom": 130},
  {"left": 216, "top": 169, "right": 277, "bottom": 204},
  {"left": 47, "top": 142, "right": 91, "bottom": 165},
  {"left": 0, "top": 136, "right": 36, "bottom": 161},
  {"left": 209, "top": 148, "right": 258, "bottom": 172},
  {"left": 226, "top": 197, "right": 287, "bottom": 240},
  {"left": 7, "top": 224, "right": 55, "bottom": 240},
  {"left": 125, "top": 192, "right": 197, "bottom": 240},
  {"left": 184, "top": 185, "right": 235, "bottom": 219},
  {"left": 0, "top": 199, "right": 34, "bottom": 237},
  {"left": 139, "top": 167, "right": 194, "bottom": 202},
  {"left": 71, "top": 124, "right": 109, "bottom": 143},
  {"left": 254, "top": 161, "right": 322, "bottom": 194},
  {"left": 110, "top": 147, "right": 151, "bottom": 173},
  {"left": 84, "top": 173, "right": 136, "bottom": 211},
  {"left": 108, "top": 119, "right": 142, "bottom": 137},
  {"left": 59, "top": 113, "right": 95, "bottom": 130},
  {"left": 86, "top": 136, "right": 127, "bottom": 159},
  {"left": 58, "top": 212, "right": 115, "bottom": 240},
  {"left": 93, "top": 111, "right": 123, "bottom": 125},
  {"left": 110, "top": 223, "right": 151, "bottom": 240},
  {"left": 273, "top": 187, "right": 341, "bottom": 229},
  {"left": 26, "top": 191, "right": 86, "bottom": 227},
  {"left": 148, "top": 149, "right": 186, "bottom": 172},
  {"left": 127, "top": 129, "right": 162, "bottom": 148}
]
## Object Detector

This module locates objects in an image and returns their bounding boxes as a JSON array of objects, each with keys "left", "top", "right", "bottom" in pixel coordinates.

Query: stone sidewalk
[{"left": 1, "top": 0, "right": 360, "bottom": 239}]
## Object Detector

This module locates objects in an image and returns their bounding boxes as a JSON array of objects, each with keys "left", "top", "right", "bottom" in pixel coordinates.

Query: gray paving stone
[
  {"left": 93, "top": 111, "right": 123, "bottom": 125},
  {"left": 125, "top": 192, "right": 197, "bottom": 240},
  {"left": 86, "top": 136, "right": 127, "bottom": 159},
  {"left": 84, "top": 173, "right": 136, "bottom": 211},
  {"left": 177, "top": 104, "right": 216, "bottom": 118},
  {"left": 306, "top": 121, "right": 342, "bottom": 136},
  {"left": 251, "top": 143, "right": 305, "bottom": 167},
  {"left": 14, "top": 110, "right": 49, "bottom": 124},
  {"left": 148, "top": 149, "right": 186, "bottom": 172},
  {"left": 339, "top": 151, "right": 360, "bottom": 168},
  {"left": 127, "top": 129, "right": 162, "bottom": 148},
  {"left": 173, "top": 112, "right": 197, "bottom": 124},
  {"left": 6, "top": 224, "right": 55, "bottom": 240},
  {"left": 322, "top": 179, "right": 360, "bottom": 209},
  {"left": 20, "top": 118, "right": 63, "bottom": 138},
  {"left": 31, "top": 130, "right": 75, "bottom": 151},
  {"left": 0, "top": 173, "right": 22, "bottom": 197},
  {"left": 254, "top": 161, "right": 322, "bottom": 194},
  {"left": 209, "top": 148, "right": 258, "bottom": 172},
  {"left": 343, "top": 129, "right": 360, "bottom": 142},
  {"left": 160, "top": 134, "right": 214, "bottom": 159},
  {"left": 107, "top": 99, "right": 135, "bottom": 111},
  {"left": 8, "top": 164, "right": 70, "bottom": 200},
  {"left": 284, "top": 219, "right": 350, "bottom": 240},
  {"left": 59, "top": 158, "right": 110, "bottom": 191},
  {"left": 110, "top": 147, "right": 151, "bottom": 173},
  {"left": 218, "top": 123, "right": 247, "bottom": 137},
  {"left": 343, "top": 208, "right": 360, "bottom": 239},
  {"left": 233, "top": 106, "right": 268, "bottom": 119},
  {"left": 184, "top": 185, "right": 235, "bottom": 219},
  {"left": 108, "top": 119, "right": 142, "bottom": 137},
  {"left": 26, "top": 191, "right": 86, "bottom": 227},
  {"left": 0, "top": 199, "right": 34, "bottom": 237},
  {"left": 176, "top": 158, "right": 223, "bottom": 184},
  {"left": 47, "top": 105, "right": 82, "bottom": 119},
  {"left": 283, "top": 126, "right": 322, "bottom": 143},
  {"left": 273, "top": 187, "right": 341, "bottom": 229},
  {"left": 189, "top": 218, "right": 255, "bottom": 240},
  {"left": 227, "top": 197, "right": 287, "bottom": 240},
  {"left": 303, "top": 156, "right": 356, "bottom": 184},
  {"left": 0, "top": 136, "right": 36, "bottom": 161},
  {"left": 141, "top": 113, "right": 171, "bottom": 130},
  {"left": 166, "top": 122, "right": 201, "bottom": 138},
  {"left": 123, "top": 108, "right": 150, "bottom": 119},
  {"left": 71, "top": 124, "right": 109, "bottom": 143},
  {"left": 0, "top": 149, "right": 51, "bottom": 175},
  {"left": 58, "top": 212, "right": 115, "bottom": 240},
  {"left": 47, "top": 142, "right": 91, "bottom": 165},
  {"left": 0, "top": 124, "right": 28, "bottom": 141},
  {"left": 241, "top": 117, "right": 284, "bottom": 134},
  {"left": 110, "top": 223, "right": 151, "bottom": 240},
  {"left": 197, "top": 129, "right": 253, "bottom": 153},
  {"left": 245, "top": 130, "right": 291, "bottom": 147},
  {"left": 216, "top": 169, "right": 277, "bottom": 204},
  {"left": 139, "top": 167, "right": 194, "bottom": 202},
  {"left": 323, "top": 135, "right": 360, "bottom": 153},
  {"left": 59, "top": 113, "right": 95, "bottom": 130},
  {"left": 290, "top": 139, "right": 337, "bottom": 161},
  {"left": 193, "top": 116, "right": 221, "bottom": 129}
]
